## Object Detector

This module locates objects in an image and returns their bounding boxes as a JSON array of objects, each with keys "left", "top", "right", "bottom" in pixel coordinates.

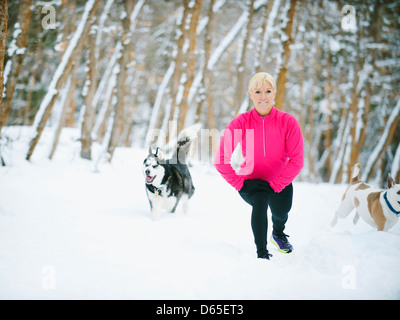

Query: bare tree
[
  {"left": 107, "top": 0, "right": 145, "bottom": 161},
  {"left": 275, "top": 0, "right": 297, "bottom": 110},
  {"left": 196, "top": 0, "right": 215, "bottom": 127},
  {"left": 0, "top": 0, "right": 395, "bottom": 186},
  {"left": 177, "top": 0, "right": 203, "bottom": 133},
  {"left": 26, "top": 0, "right": 100, "bottom": 161},
  {"left": 166, "top": 0, "right": 190, "bottom": 142},
  {"left": 0, "top": 0, "right": 8, "bottom": 114},
  {"left": 0, "top": 0, "right": 31, "bottom": 131},
  {"left": 0, "top": 0, "right": 8, "bottom": 166},
  {"left": 234, "top": 0, "right": 254, "bottom": 116},
  {"left": 80, "top": 21, "right": 98, "bottom": 160}
]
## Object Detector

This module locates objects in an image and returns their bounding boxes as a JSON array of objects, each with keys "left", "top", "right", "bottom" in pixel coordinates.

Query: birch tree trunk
[
  {"left": 48, "top": 76, "right": 72, "bottom": 160},
  {"left": 26, "top": 0, "right": 100, "bottom": 161},
  {"left": 0, "top": 0, "right": 31, "bottom": 131},
  {"left": 49, "top": 6, "right": 82, "bottom": 160}
]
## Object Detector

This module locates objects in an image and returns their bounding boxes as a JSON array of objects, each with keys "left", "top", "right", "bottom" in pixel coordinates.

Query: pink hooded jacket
[{"left": 214, "top": 107, "right": 304, "bottom": 193}]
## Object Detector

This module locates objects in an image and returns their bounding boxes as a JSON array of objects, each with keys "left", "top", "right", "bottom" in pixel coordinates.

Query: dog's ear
[
  {"left": 388, "top": 173, "right": 395, "bottom": 188},
  {"left": 155, "top": 147, "right": 164, "bottom": 160}
]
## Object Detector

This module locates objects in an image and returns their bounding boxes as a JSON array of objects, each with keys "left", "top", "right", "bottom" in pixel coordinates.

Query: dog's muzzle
[{"left": 145, "top": 170, "right": 155, "bottom": 184}]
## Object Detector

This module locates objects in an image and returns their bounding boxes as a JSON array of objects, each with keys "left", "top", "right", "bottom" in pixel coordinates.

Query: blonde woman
[{"left": 215, "top": 72, "right": 304, "bottom": 259}]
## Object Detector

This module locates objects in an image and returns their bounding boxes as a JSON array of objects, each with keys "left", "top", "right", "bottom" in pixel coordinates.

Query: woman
[{"left": 214, "top": 72, "right": 304, "bottom": 260}]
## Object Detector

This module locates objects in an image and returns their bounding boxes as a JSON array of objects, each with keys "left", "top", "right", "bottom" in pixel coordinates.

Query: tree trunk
[
  {"left": 91, "top": 41, "right": 121, "bottom": 142},
  {"left": 392, "top": 141, "right": 400, "bottom": 182},
  {"left": 347, "top": 59, "right": 362, "bottom": 179},
  {"left": 107, "top": 0, "right": 140, "bottom": 161},
  {"left": 62, "top": 0, "right": 78, "bottom": 128},
  {"left": 347, "top": 14, "right": 366, "bottom": 180},
  {"left": 234, "top": 0, "right": 254, "bottom": 115},
  {"left": 0, "top": 0, "right": 8, "bottom": 166},
  {"left": 275, "top": 0, "right": 297, "bottom": 110},
  {"left": 323, "top": 51, "right": 333, "bottom": 180},
  {"left": 188, "top": 0, "right": 268, "bottom": 117},
  {"left": 361, "top": 99, "right": 400, "bottom": 182},
  {"left": 0, "top": 0, "right": 31, "bottom": 131},
  {"left": 329, "top": 99, "right": 350, "bottom": 184},
  {"left": 26, "top": 0, "right": 100, "bottom": 161},
  {"left": 48, "top": 76, "right": 73, "bottom": 160},
  {"left": 166, "top": 0, "right": 190, "bottom": 142},
  {"left": 177, "top": 0, "right": 203, "bottom": 133},
  {"left": 80, "top": 21, "right": 98, "bottom": 160},
  {"left": 23, "top": 13, "right": 45, "bottom": 126},
  {"left": 195, "top": 0, "right": 214, "bottom": 126},
  {"left": 145, "top": 62, "right": 175, "bottom": 147},
  {"left": 254, "top": 0, "right": 276, "bottom": 74},
  {"left": 0, "top": 0, "right": 8, "bottom": 117},
  {"left": 49, "top": 6, "right": 83, "bottom": 160}
]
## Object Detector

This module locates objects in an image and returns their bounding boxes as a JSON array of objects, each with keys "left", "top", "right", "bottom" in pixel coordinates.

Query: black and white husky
[{"left": 143, "top": 126, "right": 199, "bottom": 218}]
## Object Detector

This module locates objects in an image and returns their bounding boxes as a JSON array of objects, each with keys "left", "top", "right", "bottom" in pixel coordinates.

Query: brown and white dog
[{"left": 331, "top": 163, "right": 400, "bottom": 231}]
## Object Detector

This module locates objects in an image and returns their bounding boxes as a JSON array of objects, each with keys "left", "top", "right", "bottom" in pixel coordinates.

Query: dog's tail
[
  {"left": 350, "top": 163, "right": 361, "bottom": 184},
  {"left": 172, "top": 123, "right": 201, "bottom": 164}
]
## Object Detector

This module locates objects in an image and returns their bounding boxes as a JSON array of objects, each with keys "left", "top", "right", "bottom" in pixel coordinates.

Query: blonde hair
[{"left": 248, "top": 72, "right": 277, "bottom": 93}]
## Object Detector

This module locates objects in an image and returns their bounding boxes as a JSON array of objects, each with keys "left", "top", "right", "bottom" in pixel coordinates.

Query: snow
[
  {"left": 1, "top": 126, "right": 400, "bottom": 300},
  {"left": 329, "top": 38, "right": 341, "bottom": 53},
  {"left": 129, "top": 0, "right": 146, "bottom": 34}
]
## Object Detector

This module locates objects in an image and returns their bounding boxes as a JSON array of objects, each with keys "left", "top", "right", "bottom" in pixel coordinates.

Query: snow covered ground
[{"left": 0, "top": 126, "right": 399, "bottom": 300}]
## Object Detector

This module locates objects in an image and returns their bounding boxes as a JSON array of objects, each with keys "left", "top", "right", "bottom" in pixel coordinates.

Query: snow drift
[{"left": 0, "top": 126, "right": 399, "bottom": 299}]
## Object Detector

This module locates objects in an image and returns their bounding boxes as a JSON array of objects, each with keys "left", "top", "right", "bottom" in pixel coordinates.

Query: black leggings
[{"left": 239, "top": 179, "right": 293, "bottom": 253}]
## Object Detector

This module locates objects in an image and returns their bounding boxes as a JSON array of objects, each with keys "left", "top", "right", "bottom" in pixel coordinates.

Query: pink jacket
[{"left": 214, "top": 107, "right": 304, "bottom": 193}]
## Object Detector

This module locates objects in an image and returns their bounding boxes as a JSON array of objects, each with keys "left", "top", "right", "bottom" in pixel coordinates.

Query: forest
[{"left": 0, "top": 0, "right": 399, "bottom": 186}]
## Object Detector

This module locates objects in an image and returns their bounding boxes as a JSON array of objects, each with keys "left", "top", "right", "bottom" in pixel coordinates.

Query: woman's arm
[
  {"left": 269, "top": 116, "right": 304, "bottom": 193},
  {"left": 214, "top": 117, "right": 246, "bottom": 191}
]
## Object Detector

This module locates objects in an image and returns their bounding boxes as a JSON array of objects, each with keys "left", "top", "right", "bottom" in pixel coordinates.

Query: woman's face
[{"left": 248, "top": 81, "right": 277, "bottom": 116}]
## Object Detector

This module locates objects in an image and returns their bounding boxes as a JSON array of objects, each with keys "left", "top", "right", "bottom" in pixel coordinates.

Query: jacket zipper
[{"left": 263, "top": 117, "right": 266, "bottom": 157}]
